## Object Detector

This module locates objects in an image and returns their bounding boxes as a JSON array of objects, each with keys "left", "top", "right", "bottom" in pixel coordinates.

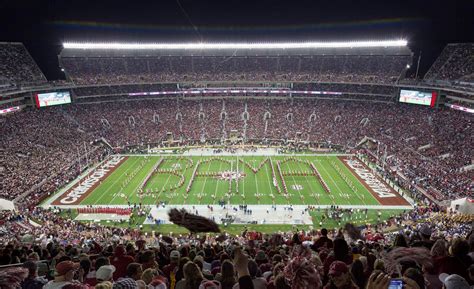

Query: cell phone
[{"left": 388, "top": 279, "right": 403, "bottom": 289}]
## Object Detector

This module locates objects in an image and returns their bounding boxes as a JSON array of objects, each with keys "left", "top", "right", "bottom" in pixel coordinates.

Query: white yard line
[
  {"left": 153, "top": 166, "right": 174, "bottom": 203},
  {"left": 295, "top": 161, "right": 318, "bottom": 200},
  {"left": 262, "top": 158, "right": 276, "bottom": 201},
  {"left": 212, "top": 161, "right": 224, "bottom": 204},
  {"left": 197, "top": 160, "right": 214, "bottom": 205},
  {"left": 240, "top": 157, "right": 246, "bottom": 201},
  {"left": 333, "top": 158, "right": 368, "bottom": 206},
  {"left": 49, "top": 204, "right": 413, "bottom": 210},
  {"left": 94, "top": 157, "right": 141, "bottom": 205},
  {"left": 253, "top": 159, "right": 261, "bottom": 205},
  {"left": 123, "top": 158, "right": 158, "bottom": 205},
  {"left": 285, "top": 162, "right": 305, "bottom": 205},
  {"left": 317, "top": 159, "right": 349, "bottom": 205}
]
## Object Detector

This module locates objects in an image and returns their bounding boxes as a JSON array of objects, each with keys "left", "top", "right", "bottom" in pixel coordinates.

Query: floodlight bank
[{"left": 63, "top": 40, "right": 408, "bottom": 50}]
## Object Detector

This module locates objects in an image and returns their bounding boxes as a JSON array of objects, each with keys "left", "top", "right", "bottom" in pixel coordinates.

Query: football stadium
[{"left": 0, "top": 1, "right": 473, "bottom": 288}]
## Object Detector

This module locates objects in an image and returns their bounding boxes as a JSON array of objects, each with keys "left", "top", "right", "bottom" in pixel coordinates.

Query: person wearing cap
[
  {"left": 439, "top": 273, "right": 470, "bottom": 289},
  {"left": 96, "top": 265, "right": 116, "bottom": 283},
  {"left": 43, "top": 260, "right": 86, "bottom": 289},
  {"left": 323, "top": 238, "right": 352, "bottom": 281},
  {"left": 163, "top": 250, "right": 181, "bottom": 289},
  {"left": 323, "top": 261, "right": 358, "bottom": 289}
]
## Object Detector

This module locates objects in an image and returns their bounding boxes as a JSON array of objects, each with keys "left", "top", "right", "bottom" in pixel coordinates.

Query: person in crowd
[
  {"left": 436, "top": 238, "right": 472, "bottom": 280},
  {"left": 232, "top": 259, "right": 266, "bottom": 289},
  {"left": 176, "top": 261, "right": 205, "bottom": 289},
  {"left": 43, "top": 260, "right": 87, "bottom": 289},
  {"left": 21, "top": 260, "right": 48, "bottom": 289},
  {"left": 312, "top": 229, "right": 334, "bottom": 251},
  {"left": 141, "top": 268, "right": 167, "bottom": 289},
  {"left": 350, "top": 259, "right": 366, "bottom": 289},
  {"left": 438, "top": 273, "right": 470, "bottom": 289},
  {"left": 324, "top": 261, "right": 358, "bottom": 289},
  {"left": 215, "top": 260, "right": 237, "bottom": 289},
  {"left": 163, "top": 250, "right": 181, "bottom": 289},
  {"left": 110, "top": 246, "right": 135, "bottom": 280},
  {"left": 96, "top": 265, "right": 116, "bottom": 284}
]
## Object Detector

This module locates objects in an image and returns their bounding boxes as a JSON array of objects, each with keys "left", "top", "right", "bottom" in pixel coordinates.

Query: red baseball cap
[
  {"left": 55, "top": 261, "right": 80, "bottom": 276},
  {"left": 329, "top": 261, "right": 348, "bottom": 277}
]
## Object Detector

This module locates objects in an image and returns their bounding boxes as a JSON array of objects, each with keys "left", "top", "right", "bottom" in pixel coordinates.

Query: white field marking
[
  {"left": 212, "top": 160, "right": 225, "bottom": 204},
  {"left": 121, "top": 152, "right": 354, "bottom": 157},
  {"left": 316, "top": 158, "right": 349, "bottom": 205},
  {"left": 294, "top": 160, "right": 318, "bottom": 202},
  {"left": 262, "top": 158, "right": 277, "bottom": 203},
  {"left": 284, "top": 161, "right": 305, "bottom": 205},
  {"left": 121, "top": 157, "right": 156, "bottom": 204},
  {"left": 44, "top": 157, "right": 109, "bottom": 206},
  {"left": 196, "top": 160, "right": 214, "bottom": 205},
  {"left": 150, "top": 165, "right": 174, "bottom": 203},
  {"left": 240, "top": 157, "right": 246, "bottom": 200},
  {"left": 334, "top": 158, "right": 369, "bottom": 206},
  {"left": 45, "top": 204, "right": 413, "bottom": 210},
  {"left": 94, "top": 157, "right": 141, "bottom": 205},
  {"left": 253, "top": 159, "right": 261, "bottom": 205}
]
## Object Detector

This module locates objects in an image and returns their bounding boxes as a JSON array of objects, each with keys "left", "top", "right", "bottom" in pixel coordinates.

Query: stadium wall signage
[
  {"left": 58, "top": 156, "right": 125, "bottom": 204},
  {"left": 343, "top": 159, "right": 396, "bottom": 198}
]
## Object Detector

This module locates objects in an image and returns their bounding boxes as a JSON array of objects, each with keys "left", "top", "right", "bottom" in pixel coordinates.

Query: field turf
[{"left": 80, "top": 155, "right": 381, "bottom": 206}]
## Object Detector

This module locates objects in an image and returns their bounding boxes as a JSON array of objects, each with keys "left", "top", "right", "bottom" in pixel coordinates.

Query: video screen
[
  {"left": 399, "top": 90, "right": 436, "bottom": 106},
  {"left": 35, "top": 91, "right": 71, "bottom": 108}
]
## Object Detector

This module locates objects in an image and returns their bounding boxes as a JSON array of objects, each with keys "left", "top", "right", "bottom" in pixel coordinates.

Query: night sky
[{"left": 0, "top": 0, "right": 472, "bottom": 80}]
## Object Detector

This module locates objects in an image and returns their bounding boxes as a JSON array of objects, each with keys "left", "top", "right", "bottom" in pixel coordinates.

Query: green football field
[{"left": 78, "top": 155, "right": 381, "bottom": 206}]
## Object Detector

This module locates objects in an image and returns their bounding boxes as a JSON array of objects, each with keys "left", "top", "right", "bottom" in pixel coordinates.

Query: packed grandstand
[{"left": 0, "top": 40, "right": 473, "bottom": 289}]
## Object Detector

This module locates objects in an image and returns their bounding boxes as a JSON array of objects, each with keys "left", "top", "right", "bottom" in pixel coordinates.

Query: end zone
[
  {"left": 339, "top": 156, "right": 410, "bottom": 206},
  {"left": 49, "top": 156, "right": 127, "bottom": 206}
]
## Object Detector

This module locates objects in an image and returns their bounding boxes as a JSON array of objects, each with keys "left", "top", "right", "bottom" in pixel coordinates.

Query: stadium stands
[
  {"left": 0, "top": 41, "right": 473, "bottom": 289},
  {"left": 0, "top": 43, "right": 47, "bottom": 85},
  {"left": 1, "top": 98, "right": 472, "bottom": 206},
  {"left": 0, "top": 205, "right": 473, "bottom": 289},
  {"left": 425, "top": 43, "right": 474, "bottom": 83},
  {"left": 59, "top": 46, "right": 412, "bottom": 85}
]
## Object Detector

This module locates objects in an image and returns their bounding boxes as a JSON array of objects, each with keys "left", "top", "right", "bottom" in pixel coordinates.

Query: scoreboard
[
  {"left": 399, "top": 89, "right": 437, "bottom": 107},
  {"left": 35, "top": 91, "right": 71, "bottom": 108}
]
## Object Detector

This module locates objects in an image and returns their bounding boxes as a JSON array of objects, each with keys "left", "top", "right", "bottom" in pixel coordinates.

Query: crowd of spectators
[
  {"left": 0, "top": 107, "right": 110, "bottom": 202},
  {"left": 0, "top": 43, "right": 47, "bottom": 85},
  {"left": 61, "top": 55, "right": 411, "bottom": 85},
  {"left": 0, "top": 205, "right": 473, "bottom": 289},
  {"left": 424, "top": 43, "right": 474, "bottom": 83},
  {"left": 2, "top": 98, "right": 471, "bottom": 204}
]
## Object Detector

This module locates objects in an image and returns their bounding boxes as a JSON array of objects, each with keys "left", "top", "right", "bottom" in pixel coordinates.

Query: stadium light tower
[{"left": 63, "top": 39, "right": 408, "bottom": 50}]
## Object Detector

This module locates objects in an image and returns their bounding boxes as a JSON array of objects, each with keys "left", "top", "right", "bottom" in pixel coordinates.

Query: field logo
[
  {"left": 59, "top": 156, "right": 124, "bottom": 204},
  {"left": 219, "top": 171, "right": 246, "bottom": 181},
  {"left": 344, "top": 159, "right": 396, "bottom": 198},
  {"left": 291, "top": 184, "right": 304, "bottom": 191}
]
